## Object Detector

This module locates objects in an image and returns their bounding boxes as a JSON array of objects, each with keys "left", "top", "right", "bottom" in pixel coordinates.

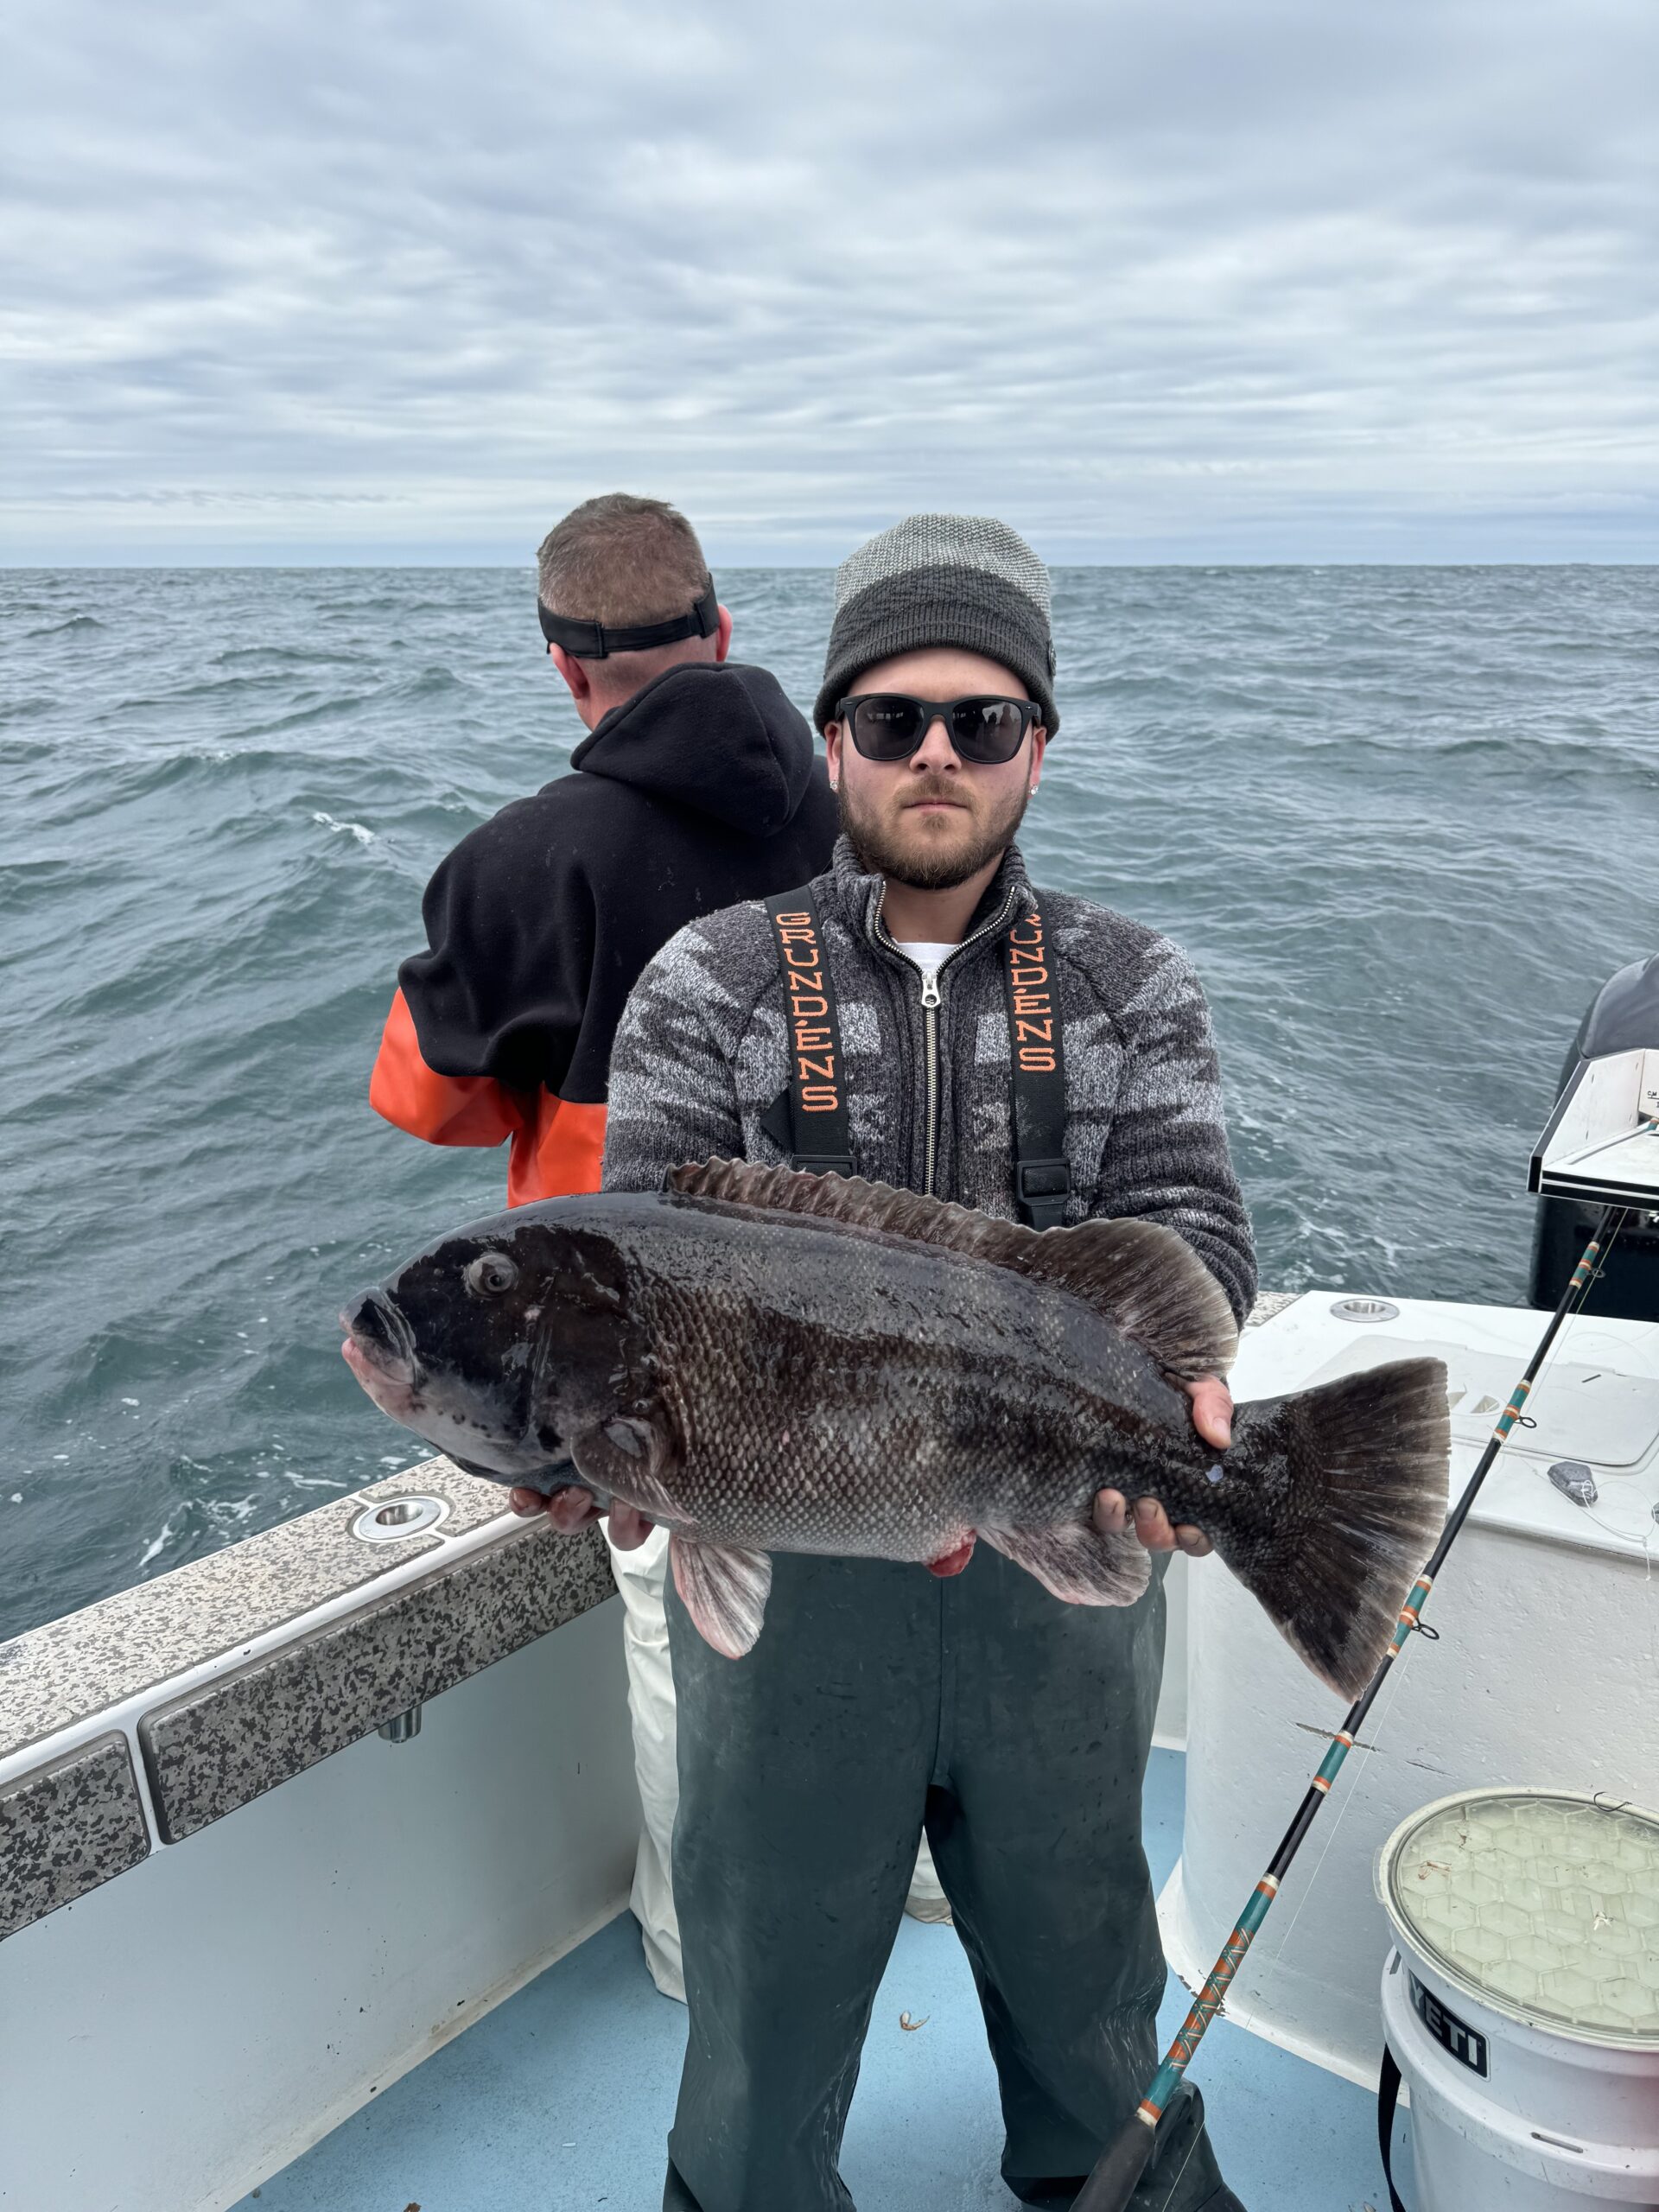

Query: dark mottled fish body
[
  {"left": 596, "top": 1200, "right": 1221, "bottom": 1554},
  {"left": 342, "top": 1161, "right": 1449, "bottom": 1700}
]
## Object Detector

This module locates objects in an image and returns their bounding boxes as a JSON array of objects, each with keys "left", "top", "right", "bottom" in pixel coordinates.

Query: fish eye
[{"left": 464, "top": 1253, "right": 518, "bottom": 1299}]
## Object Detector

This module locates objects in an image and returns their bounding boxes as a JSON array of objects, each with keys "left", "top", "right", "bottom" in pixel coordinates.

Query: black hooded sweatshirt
[{"left": 371, "top": 660, "right": 837, "bottom": 1203}]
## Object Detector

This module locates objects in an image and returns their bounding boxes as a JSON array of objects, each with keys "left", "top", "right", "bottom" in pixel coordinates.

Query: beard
[{"left": 837, "top": 773, "right": 1032, "bottom": 892}]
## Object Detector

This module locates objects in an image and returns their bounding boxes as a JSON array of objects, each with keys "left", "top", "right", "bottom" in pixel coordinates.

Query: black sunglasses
[{"left": 836, "top": 694, "right": 1042, "bottom": 766}]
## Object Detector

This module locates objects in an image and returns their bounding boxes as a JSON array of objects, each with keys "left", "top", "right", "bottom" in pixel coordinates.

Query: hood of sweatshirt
[{"left": 569, "top": 661, "right": 821, "bottom": 836}]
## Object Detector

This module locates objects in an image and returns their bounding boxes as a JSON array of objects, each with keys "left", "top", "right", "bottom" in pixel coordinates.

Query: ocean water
[{"left": 3, "top": 566, "right": 1656, "bottom": 1642}]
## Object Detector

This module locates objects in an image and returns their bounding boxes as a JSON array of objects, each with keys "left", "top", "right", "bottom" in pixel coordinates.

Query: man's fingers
[
  {"left": 543, "top": 1487, "right": 601, "bottom": 1533},
  {"left": 607, "top": 1503, "right": 654, "bottom": 1550},
  {"left": 1096, "top": 1487, "right": 1213, "bottom": 1556},
  {"left": 513, "top": 1486, "right": 651, "bottom": 1546},
  {"left": 1099, "top": 1491, "right": 1211, "bottom": 1551},
  {"left": 1132, "top": 1497, "right": 1178, "bottom": 1553},
  {"left": 507, "top": 1486, "right": 594, "bottom": 1526},
  {"left": 554, "top": 1493, "right": 603, "bottom": 1533},
  {"left": 1166, "top": 1366, "right": 1230, "bottom": 1549},
  {"left": 1185, "top": 1374, "right": 1234, "bottom": 1452},
  {"left": 1092, "top": 1488, "right": 1128, "bottom": 1535}
]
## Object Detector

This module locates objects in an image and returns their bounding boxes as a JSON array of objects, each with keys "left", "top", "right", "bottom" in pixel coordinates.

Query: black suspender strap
[
  {"left": 763, "top": 891, "right": 855, "bottom": 1176},
  {"left": 1002, "top": 906, "right": 1071, "bottom": 1230},
  {"left": 762, "top": 887, "right": 1071, "bottom": 1226},
  {"left": 1376, "top": 2044, "right": 1410, "bottom": 2212}
]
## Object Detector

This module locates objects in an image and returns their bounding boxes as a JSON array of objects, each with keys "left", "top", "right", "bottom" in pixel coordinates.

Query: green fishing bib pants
[{"left": 661, "top": 1540, "right": 1242, "bottom": 2211}]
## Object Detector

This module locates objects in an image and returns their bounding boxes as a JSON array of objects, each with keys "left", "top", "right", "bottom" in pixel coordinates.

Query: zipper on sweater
[
  {"left": 919, "top": 971, "right": 941, "bottom": 1195},
  {"left": 876, "top": 890, "right": 1017, "bottom": 1198}
]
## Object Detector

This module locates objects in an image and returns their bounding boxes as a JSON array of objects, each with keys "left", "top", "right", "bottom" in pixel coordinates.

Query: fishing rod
[{"left": 1075, "top": 1204, "right": 1630, "bottom": 2212}]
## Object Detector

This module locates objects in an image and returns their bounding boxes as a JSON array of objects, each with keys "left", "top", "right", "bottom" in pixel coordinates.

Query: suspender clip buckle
[
  {"left": 1015, "top": 1160, "right": 1071, "bottom": 1202},
  {"left": 1015, "top": 1157, "right": 1071, "bottom": 1230}
]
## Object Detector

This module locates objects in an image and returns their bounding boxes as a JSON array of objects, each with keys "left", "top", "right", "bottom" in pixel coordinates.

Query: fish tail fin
[{"left": 1219, "top": 1357, "right": 1449, "bottom": 1700}]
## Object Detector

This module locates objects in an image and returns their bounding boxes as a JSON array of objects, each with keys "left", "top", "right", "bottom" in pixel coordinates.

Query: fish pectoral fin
[
  {"left": 979, "top": 1519, "right": 1150, "bottom": 1607},
  {"left": 570, "top": 1414, "right": 681, "bottom": 1522},
  {"left": 670, "top": 1535, "right": 773, "bottom": 1659}
]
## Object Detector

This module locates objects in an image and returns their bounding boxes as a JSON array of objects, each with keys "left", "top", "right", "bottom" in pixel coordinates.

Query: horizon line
[{"left": 4, "top": 556, "right": 1658, "bottom": 573}]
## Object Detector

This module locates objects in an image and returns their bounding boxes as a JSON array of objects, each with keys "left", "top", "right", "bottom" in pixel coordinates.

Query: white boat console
[{"left": 1161, "top": 1290, "right": 1659, "bottom": 2088}]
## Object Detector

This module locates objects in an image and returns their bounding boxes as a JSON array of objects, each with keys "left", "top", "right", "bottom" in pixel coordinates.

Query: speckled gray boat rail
[
  {"left": 0, "top": 1456, "right": 614, "bottom": 1942},
  {"left": 0, "top": 1294, "right": 1297, "bottom": 1943},
  {"left": 0, "top": 1733, "right": 152, "bottom": 1942}
]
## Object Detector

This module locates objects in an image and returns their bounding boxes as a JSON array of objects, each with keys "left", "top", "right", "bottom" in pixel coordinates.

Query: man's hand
[
  {"left": 1092, "top": 1375, "right": 1233, "bottom": 1558},
  {"left": 507, "top": 1485, "right": 655, "bottom": 1549}
]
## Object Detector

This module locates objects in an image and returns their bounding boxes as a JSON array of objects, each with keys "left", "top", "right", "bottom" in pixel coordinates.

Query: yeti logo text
[
  {"left": 772, "top": 908, "right": 842, "bottom": 1114},
  {"left": 1408, "top": 1974, "right": 1489, "bottom": 2077},
  {"left": 1007, "top": 912, "right": 1056, "bottom": 1074}
]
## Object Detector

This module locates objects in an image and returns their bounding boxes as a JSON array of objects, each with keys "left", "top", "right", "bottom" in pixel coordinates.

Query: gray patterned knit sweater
[{"left": 602, "top": 837, "right": 1256, "bottom": 1324}]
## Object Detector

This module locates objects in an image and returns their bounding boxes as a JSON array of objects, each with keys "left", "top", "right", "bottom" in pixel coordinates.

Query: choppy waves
[{"left": 2, "top": 563, "right": 1656, "bottom": 1637}]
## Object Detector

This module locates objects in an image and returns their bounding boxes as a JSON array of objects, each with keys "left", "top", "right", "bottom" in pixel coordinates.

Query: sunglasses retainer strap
[{"left": 537, "top": 584, "right": 720, "bottom": 659}]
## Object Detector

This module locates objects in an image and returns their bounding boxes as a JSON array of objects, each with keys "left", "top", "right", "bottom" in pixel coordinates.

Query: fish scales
[{"left": 624, "top": 1207, "right": 1204, "bottom": 1561}]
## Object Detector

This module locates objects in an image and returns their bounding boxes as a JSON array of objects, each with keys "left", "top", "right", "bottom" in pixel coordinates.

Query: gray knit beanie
[{"left": 814, "top": 513, "right": 1058, "bottom": 735}]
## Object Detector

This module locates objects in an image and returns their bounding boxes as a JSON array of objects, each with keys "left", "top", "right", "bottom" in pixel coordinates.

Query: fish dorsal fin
[
  {"left": 665, "top": 1160, "right": 1238, "bottom": 1380},
  {"left": 669, "top": 1158, "right": 1023, "bottom": 1268}
]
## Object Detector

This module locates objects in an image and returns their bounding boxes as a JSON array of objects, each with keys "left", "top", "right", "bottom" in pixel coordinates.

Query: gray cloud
[{"left": 3, "top": 0, "right": 1656, "bottom": 561}]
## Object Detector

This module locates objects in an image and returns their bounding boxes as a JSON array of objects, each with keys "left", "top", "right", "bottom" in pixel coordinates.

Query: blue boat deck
[{"left": 235, "top": 1751, "right": 1397, "bottom": 2210}]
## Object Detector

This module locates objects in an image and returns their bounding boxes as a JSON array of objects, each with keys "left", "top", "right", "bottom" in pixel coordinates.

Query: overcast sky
[{"left": 4, "top": 0, "right": 1656, "bottom": 563}]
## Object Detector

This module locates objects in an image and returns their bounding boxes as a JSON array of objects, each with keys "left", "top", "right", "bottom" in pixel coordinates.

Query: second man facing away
[
  {"left": 370, "top": 492, "right": 838, "bottom": 1999},
  {"left": 371, "top": 492, "right": 838, "bottom": 1203}
]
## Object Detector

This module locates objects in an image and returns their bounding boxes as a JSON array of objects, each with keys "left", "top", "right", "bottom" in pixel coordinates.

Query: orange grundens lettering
[
  {"left": 771, "top": 905, "right": 842, "bottom": 1114},
  {"left": 1007, "top": 910, "right": 1058, "bottom": 1073}
]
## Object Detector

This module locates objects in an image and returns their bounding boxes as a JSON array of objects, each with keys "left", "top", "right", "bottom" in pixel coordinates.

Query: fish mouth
[
  {"left": 340, "top": 1293, "right": 542, "bottom": 1478},
  {"left": 340, "top": 1293, "right": 421, "bottom": 1399}
]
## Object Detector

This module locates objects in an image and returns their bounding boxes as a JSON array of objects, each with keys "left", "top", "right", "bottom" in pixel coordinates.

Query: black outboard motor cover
[{"left": 1529, "top": 953, "right": 1659, "bottom": 1321}]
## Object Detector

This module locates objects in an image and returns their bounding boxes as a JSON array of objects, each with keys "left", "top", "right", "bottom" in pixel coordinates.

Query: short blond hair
[{"left": 537, "top": 494, "right": 712, "bottom": 633}]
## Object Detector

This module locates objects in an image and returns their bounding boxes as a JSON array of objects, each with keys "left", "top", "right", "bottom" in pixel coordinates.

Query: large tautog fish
[{"left": 341, "top": 1160, "right": 1449, "bottom": 1699}]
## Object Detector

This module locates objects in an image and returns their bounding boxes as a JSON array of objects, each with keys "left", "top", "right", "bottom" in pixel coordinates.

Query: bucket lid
[{"left": 1377, "top": 1788, "right": 1659, "bottom": 2049}]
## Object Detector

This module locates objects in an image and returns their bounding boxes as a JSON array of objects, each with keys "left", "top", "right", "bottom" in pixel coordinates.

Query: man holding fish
[
  {"left": 531, "top": 515, "right": 1255, "bottom": 2210},
  {"left": 346, "top": 514, "right": 1447, "bottom": 2208}
]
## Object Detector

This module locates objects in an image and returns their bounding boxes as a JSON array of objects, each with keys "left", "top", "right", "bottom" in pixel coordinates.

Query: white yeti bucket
[{"left": 1375, "top": 1788, "right": 1659, "bottom": 2209}]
